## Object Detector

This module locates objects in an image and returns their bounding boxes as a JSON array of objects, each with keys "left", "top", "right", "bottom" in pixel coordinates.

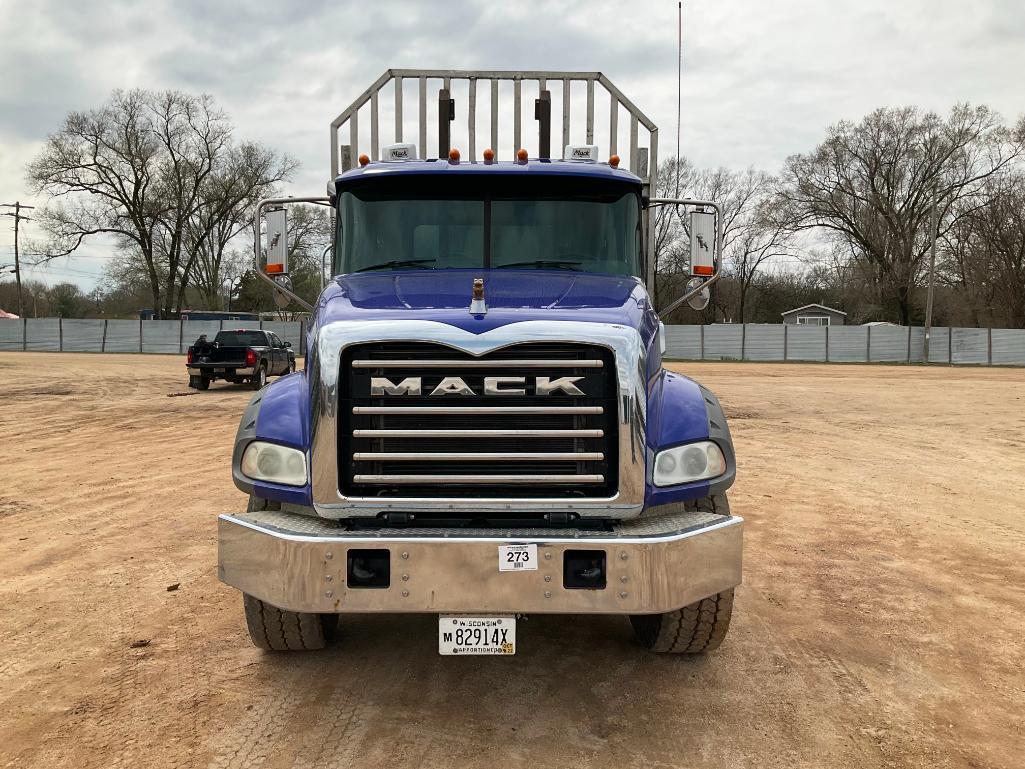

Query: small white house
[{"left": 780, "top": 303, "right": 847, "bottom": 327}]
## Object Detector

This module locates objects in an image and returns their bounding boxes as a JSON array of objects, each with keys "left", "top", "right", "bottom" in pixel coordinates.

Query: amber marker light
[
  {"left": 609, "top": 154, "right": 620, "bottom": 168},
  {"left": 358, "top": 153, "right": 370, "bottom": 167},
  {"left": 516, "top": 148, "right": 528, "bottom": 164},
  {"left": 265, "top": 263, "right": 284, "bottom": 274},
  {"left": 483, "top": 148, "right": 495, "bottom": 164},
  {"left": 448, "top": 148, "right": 461, "bottom": 163}
]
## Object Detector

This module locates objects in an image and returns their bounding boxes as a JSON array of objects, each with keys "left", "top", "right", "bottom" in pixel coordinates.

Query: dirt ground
[{"left": 1, "top": 352, "right": 1023, "bottom": 769}]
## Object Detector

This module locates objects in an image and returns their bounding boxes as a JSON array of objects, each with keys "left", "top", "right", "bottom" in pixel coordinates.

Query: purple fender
[
  {"left": 644, "top": 368, "right": 736, "bottom": 508},
  {"left": 232, "top": 372, "right": 313, "bottom": 507}
]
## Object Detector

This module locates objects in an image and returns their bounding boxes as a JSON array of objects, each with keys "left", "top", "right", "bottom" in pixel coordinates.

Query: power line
[{"left": 22, "top": 264, "right": 106, "bottom": 279}]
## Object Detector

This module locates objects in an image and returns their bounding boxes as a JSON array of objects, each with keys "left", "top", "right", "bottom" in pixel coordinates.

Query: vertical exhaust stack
[
  {"left": 438, "top": 88, "right": 454, "bottom": 158},
  {"left": 535, "top": 89, "right": 552, "bottom": 159}
]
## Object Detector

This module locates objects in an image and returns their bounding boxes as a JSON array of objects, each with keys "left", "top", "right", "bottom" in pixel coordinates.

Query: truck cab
[{"left": 218, "top": 70, "right": 741, "bottom": 656}]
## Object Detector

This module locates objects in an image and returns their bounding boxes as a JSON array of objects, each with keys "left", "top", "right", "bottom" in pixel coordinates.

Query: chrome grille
[{"left": 340, "top": 342, "right": 618, "bottom": 499}]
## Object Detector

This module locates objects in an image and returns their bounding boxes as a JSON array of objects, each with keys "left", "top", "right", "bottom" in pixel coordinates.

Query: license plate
[
  {"left": 214, "top": 368, "right": 225, "bottom": 373},
  {"left": 499, "top": 544, "right": 537, "bottom": 571},
  {"left": 439, "top": 615, "right": 516, "bottom": 655}
]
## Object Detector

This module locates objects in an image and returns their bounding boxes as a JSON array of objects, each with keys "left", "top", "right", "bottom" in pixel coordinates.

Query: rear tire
[
  {"left": 251, "top": 364, "right": 267, "bottom": 390},
  {"left": 196, "top": 377, "right": 210, "bottom": 391},
  {"left": 242, "top": 594, "right": 338, "bottom": 651}
]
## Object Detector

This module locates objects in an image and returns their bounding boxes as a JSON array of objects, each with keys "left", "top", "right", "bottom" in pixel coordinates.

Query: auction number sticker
[{"left": 498, "top": 544, "right": 538, "bottom": 572}]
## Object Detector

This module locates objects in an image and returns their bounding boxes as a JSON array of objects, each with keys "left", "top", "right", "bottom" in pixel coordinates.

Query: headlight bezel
[
  {"left": 652, "top": 440, "right": 727, "bottom": 488},
  {"left": 240, "top": 441, "right": 309, "bottom": 487}
]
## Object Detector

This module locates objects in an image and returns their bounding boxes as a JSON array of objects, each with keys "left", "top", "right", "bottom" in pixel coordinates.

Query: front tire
[
  {"left": 242, "top": 594, "right": 338, "bottom": 651},
  {"left": 630, "top": 589, "right": 734, "bottom": 654},
  {"left": 630, "top": 492, "right": 735, "bottom": 654},
  {"left": 241, "top": 494, "right": 338, "bottom": 650}
]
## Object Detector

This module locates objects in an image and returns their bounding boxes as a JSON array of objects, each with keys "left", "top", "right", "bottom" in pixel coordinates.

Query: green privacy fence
[
  {"left": 3, "top": 319, "right": 1023, "bottom": 366},
  {"left": 664, "top": 324, "right": 1025, "bottom": 366},
  {"left": 0, "top": 318, "right": 307, "bottom": 355}
]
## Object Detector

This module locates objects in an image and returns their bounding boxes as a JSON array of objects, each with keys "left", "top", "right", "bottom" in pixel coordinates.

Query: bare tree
[
  {"left": 27, "top": 90, "right": 162, "bottom": 310},
  {"left": 26, "top": 89, "right": 295, "bottom": 318},
  {"left": 694, "top": 168, "right": 791, "bottom": 323},
  {"left": 186, "top": 142, "right": 298, "bottom": 309},
  {"left": 778, "top": 105, "right": 1023, "bottom": 324},
  {"left": 941, "top": 170, "right": 1025, "bottom": 327}
]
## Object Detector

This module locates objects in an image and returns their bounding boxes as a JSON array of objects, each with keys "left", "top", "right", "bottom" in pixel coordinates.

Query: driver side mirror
[{"left": 284, "top": 341, "right": 292, "bottom": 348}]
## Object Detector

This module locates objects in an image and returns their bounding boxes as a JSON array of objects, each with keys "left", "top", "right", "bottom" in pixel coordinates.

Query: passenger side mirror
[
  {"left": 285, "top": 341, "right": 292, "bottom": 348},
  {"left": 646, "top": 198, "right": 722, "bottom": 319},
  {"left": 689, "top": 211, "right": 716, "bottom": 278}
]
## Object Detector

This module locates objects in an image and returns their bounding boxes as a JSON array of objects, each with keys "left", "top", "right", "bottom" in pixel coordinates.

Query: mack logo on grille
[{"left": 370, "top": 375, "right": 585, "bottom": 397}]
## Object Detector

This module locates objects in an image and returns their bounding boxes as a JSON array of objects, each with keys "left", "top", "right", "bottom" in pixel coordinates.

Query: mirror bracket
[
  {"left": 647, "top": 197, "right": 724, "bottom": 319},
  {"left": 252, "top": 196, "right": 333, "bottom": 312}
]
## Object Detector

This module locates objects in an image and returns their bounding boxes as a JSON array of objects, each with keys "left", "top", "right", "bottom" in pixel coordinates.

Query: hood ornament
[{"left": 469, "top": 277, "right": 487, "bottom": 315}]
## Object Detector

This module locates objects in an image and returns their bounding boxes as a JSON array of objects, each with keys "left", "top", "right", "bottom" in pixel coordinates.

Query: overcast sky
[{"left": 2, "top": 0, "right": 1024, "bottom": 291}]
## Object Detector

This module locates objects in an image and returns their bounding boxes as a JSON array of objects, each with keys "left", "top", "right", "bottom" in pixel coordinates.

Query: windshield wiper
[
  {"left": 354, "top": 259, "right": 436, "bottom": 273},
  {"left": 496, "top": 259, "right": 582, "bottom": 271}
]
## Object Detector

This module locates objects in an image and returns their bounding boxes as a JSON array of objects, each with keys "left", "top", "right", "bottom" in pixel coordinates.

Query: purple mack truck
[{"left": 218, "top": 70, "right": 741, "bottom": 656}]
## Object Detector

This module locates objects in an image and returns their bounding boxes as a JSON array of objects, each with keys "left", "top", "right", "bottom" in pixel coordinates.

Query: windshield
[
  {"left": 214, "top": 330, "right": 266, "bottom": 347},
  {"left": 335, "top": 175, "right": 642, "bottom": 277}
]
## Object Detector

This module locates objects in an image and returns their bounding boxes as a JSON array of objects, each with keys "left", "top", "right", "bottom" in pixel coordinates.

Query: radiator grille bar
[
  {"left": 353, "top": 406, "right": 603, "bottom": 415},
  {"left": 353, "top": 474, "right": 606, "bottom": 485},
  {"left": 352, "top": 429, "right": 605, "bottom": 438},
  {"left": 353, "top": 452, "right": 604, "bottom": 462},
  {"left": 351, "top": 359, "right": 603, "bottom": 369}
]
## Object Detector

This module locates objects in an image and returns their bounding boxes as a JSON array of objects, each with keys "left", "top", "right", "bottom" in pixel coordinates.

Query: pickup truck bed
[{"left": 187, "top": 329, "right": 295, "bottom": 390}]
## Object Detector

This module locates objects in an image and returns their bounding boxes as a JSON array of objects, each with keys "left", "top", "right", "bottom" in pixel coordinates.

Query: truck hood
[{"left": 314, "top": 269, "right": 658, "bottom": 341}]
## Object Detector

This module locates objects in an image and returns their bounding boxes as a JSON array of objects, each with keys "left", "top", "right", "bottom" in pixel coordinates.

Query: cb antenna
[{"left": 676, "top": 0, "right": 683, "bottom": 198}]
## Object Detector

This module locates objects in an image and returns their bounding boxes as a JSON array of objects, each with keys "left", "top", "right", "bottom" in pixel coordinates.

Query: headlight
[
  {"left": 653, "top": 441, "right": 726, "bottom": 487},
  {"left": 240, "top": 442, "right": 308, "bottom": 486}
]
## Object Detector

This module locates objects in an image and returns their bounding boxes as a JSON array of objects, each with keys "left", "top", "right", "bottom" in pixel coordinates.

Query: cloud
[{"left": 1, "top": 0, "right": 1024, "bottom": 290}]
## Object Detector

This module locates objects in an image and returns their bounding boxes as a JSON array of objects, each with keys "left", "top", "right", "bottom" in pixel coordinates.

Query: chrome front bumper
[{"left": 218, "top": 509, "right": 743, "bottom": 615}]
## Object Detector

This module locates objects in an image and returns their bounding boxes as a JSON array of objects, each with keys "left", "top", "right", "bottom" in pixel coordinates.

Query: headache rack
[{"left": 328, "top": 68, "right": 659, "bottom": 287}]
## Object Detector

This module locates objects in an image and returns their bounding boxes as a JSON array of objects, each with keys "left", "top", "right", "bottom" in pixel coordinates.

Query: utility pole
[
  {"left": 922, "top": 189, "right": 938, "bottom": 362},
  {"left": 1, "top": 202, "right": 34, "bottom": 318}
]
